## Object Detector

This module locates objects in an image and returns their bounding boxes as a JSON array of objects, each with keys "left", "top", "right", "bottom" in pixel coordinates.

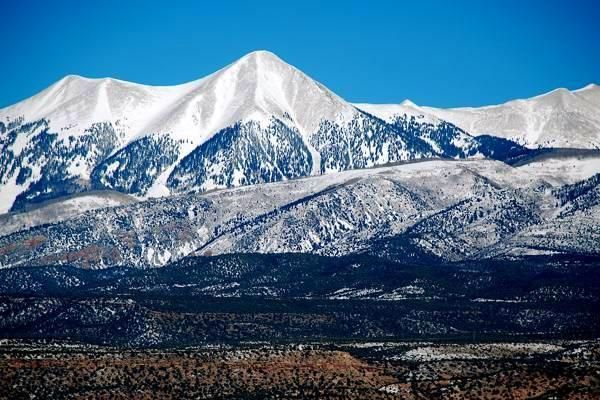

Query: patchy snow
[
  {"left": 400, "top": 343, "right": 564, "bottom": 361},
  {"left": 328, "top": 287, "right": 383, "bottom": 299},
  {"left": 0, "top": 175, "right": 26, "bottom": 214},
  {"left": 0, "top": 190, "right": 137, "bottom": 238},
  {"left": 379, "top": 384, "right": 402, "bottom": 394}
]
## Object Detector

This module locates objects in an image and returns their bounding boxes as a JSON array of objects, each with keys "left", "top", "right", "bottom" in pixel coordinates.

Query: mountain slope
[
  {"left": 419, "top": 84, "right": 600, "bottom": 149},
  {"left": 354, "top": 102, "right": 534, "bottom": 163},
  {"left": 1, "top": 158, "right": 598, "bottom": 270}
]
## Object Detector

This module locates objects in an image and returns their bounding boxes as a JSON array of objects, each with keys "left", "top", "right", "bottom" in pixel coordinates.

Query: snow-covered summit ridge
[
  {"left": 0, "top": 50, "right": 353, "bottom": 148},
  {"left": 353, "top": 100, "right": 440, "bottom": 125}
]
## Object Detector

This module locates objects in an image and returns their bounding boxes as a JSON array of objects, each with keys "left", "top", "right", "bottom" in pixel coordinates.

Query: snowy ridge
[
  {"left": 353, "top": 101, "right": 488, "bottom": 159},
  {"left": 419, "top": 84, "right": 600, "bottom": 149},
  {"left": 0, "top": 75, "right": 188, "bottom": 144},
  {"left": 0, "top": 191, "right": 136, "bottom": 237},
  {"left": 0, "top": 51, "right": 354, "bottom": 162},
  {"left": 0, "top": 53, "right": 330, "bottom": 161}
]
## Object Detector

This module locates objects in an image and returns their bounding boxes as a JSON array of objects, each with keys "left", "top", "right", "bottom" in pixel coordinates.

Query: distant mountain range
[{"left": 0, "top": 50, "right": 599, "bottom": 271}]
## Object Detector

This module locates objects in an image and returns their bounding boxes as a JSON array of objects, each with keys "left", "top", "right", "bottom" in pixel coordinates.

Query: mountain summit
[{"left": 0, "top": 50, "right": 350, "bottom": 147}]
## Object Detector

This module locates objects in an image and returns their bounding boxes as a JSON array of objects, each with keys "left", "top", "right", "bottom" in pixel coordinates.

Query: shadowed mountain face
[{"left": 1, "top": 51, "right": 538, "bottom": 213}]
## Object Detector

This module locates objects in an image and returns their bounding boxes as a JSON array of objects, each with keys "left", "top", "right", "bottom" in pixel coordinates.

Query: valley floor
[{"left": 1, "top": 339, "right": 598, "bottom": 399}]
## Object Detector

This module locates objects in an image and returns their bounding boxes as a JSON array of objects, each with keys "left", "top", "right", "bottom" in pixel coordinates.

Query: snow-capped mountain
[
  {"left": 0, "top": 51, "right": 425, "bottom": 213},
  {"left": 418, "top": 84, "right": 600, "bottom": 149},
  {"left": 1, "top": 51, "right": 532, "bottom": 214},
  {"left": 2, "top": 49, "right": 597, "bottom": 216}
]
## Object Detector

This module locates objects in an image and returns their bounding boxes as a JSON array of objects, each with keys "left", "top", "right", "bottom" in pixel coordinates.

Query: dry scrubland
[{"left": 1, "top": 340, "right": 598, "bottom": 399}]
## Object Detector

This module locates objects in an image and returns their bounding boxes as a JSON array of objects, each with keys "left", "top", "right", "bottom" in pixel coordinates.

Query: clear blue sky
[{"left": 1, "top": 0, "right": 598, "bottom": 108}]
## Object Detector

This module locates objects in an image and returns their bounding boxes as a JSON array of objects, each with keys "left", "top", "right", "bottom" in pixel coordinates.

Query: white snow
[
  {"left": 0, "top": 175, "right": 25, "bottom": 214},
  {"left": 379, "top": 384, "right": 402, "bottom": 394},
  {"left": 418, "top": 84, "right": 600, "bottom": 149},
  {"left": 400, "top": 343, "right": 564, "bottom": 361},
  {"left": 2, "top": 49, "right": 599, "bottom": 220},
  {"left": 356, "top": 84, "right": 600, "bottom": 149},
  {"left": 65, "top": 156, "right": 89, "bottom": 177}
]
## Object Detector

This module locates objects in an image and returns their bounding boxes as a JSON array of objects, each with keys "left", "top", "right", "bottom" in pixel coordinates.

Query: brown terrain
[{"left": 1, "top": 341, "right": 598, "bottom": 399}]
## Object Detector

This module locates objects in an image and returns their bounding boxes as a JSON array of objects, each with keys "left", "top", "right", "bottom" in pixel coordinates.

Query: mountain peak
[
  {"left": 573, "top": 83, "right": 600, "bottom": 109},
  {"left": 400, "top": 99, "right": 418, "bottom": 108},
  {"left": 230, "top": 50, "right": 290, "bottom": 73},
  {"left": 532, "top": 87, "right": 574, "bottom": 106},
  {"left": 226, "top": 50, "right": 294, "bottom": 80},
  {"left": 420, "top": 83, "right": 600, "bottom": 149},
  {"left": 575, "top": 83, "right": 599, "bottom": 92},
  {"left": 188, "top": 48, "right": 354, "bottom": 136},
  {"left": 238, "top": 50, "right": 282, "bottom": 62},
  {"left": 61, "top": 74, "right": 89, "bottom": 82}
]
